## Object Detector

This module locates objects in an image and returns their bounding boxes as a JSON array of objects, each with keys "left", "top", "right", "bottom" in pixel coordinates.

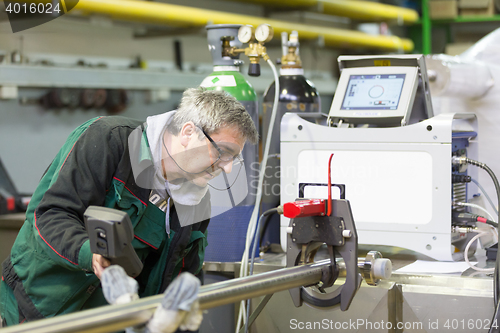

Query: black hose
[
  {"left": 466, "top": 158, "right": 500, "bottom": 321},
  {"left": 487, "top": 220, "right": 499, "bottom": 228},
  {"left": 262, "top": 207, "right": 278, "bottom": 217},
  {"left": 488, "top": 299, "right": 500, "bottom": 333},
  {"left": 259, "top": 208, "right": 279, "bottom": 249}
]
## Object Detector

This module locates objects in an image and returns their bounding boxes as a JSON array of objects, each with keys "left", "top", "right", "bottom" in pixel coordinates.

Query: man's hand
[
  {"left": 92, "top": 254, "right": 111, "bottom": 279},
  {"left": 146, "top": 272, "right": 202, "bottom": 333}
]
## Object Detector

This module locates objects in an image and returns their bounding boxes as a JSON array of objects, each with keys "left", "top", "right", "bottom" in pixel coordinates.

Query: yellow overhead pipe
[
  {"left": 77, "top": 0, "right": 413, "bottom": 51},
  {"left": 52, "top": 0, "right": 413, "bottom": 52},
  {"left": 224, "top": 0, "right": 419, "bottom": 25},
  {"left": 320, "top": 0, "right": 419, "bottom": 24}
]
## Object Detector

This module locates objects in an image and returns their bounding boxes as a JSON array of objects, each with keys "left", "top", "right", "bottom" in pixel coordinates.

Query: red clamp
[
  {"left": 283, "top": 153, "right": 335, "bottom": 219},
  {"left": 283, "top": 199, "right": 326, "bottom": 219}
]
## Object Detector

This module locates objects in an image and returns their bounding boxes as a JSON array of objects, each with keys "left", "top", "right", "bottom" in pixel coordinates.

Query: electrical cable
[
  {"left": 258, "top": 209, "right": 278, "bottom": 250},
  {"left": 488, "top": 302, "right": 500, "bottom": 333},
  {"left": 453, "top": 210, "right": 498, "bottom": 228},
  {"left": 487, "top": 220, "right": 499, "bottom": 228},
  {"left": 257, "top": 155, "right": 281, "bottom": 251},
  {"left": 489, "top": 224, "right": 499, "bottom": 245},
  {"left": 471, "top": 177, "right": 499, "bottom": 217},
  {"left": 327, "top": 154, "right": 334, "bottom": 216},
  {"left": 244, "top": 208, "right": 278, "bottom": 333},
  {"left": 236, "top": 57, "right": 280, "bottom": 333},
  {"left": 488, "top": 224, "right": 499, "bottom": 245},
  {"left": 464, "top": 231, "right": 495, "bottom": 273},
  {"left": 466, "top": 159, "right": 500, "bottom": 301},
  {"left": 460, "top": 158, "right": 500, "bottom": 328},
  {"left": 244, "top": 213, "right": 264, "bottom": 333},
  {"left": 456, "top": 201, "right": 497, "bottom": 223}
]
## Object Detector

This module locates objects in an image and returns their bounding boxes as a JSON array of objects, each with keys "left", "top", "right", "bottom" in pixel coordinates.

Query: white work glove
[
  {"left": 101, "top": 265, "right": 139, "bottom": 305},
  {"left": 179, "top": 300, "right": 203, "bottom": 331},
  {"left": 145, "top": 272, "right": 202, "bottom": 333},
  {"left": 101, "top": 266, "right": 202, "bottom": 333},
  {"left": 145, "top": 301, "right": 203, "bottom": 333},
  {"left": 101, "top": 265, "right": 143, "bottom": 333}
]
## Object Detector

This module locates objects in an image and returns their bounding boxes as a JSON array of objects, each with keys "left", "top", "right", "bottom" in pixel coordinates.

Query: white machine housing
[{"left": 280, "top": 112, "right": 478, "bottom": 261}]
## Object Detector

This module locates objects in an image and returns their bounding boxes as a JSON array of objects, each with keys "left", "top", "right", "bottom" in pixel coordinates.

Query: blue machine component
[
  {"left": 204, "top": 206, "right": 255, "bottom": 262},
  {"left": 451, "top": 132, "right": 477, "bottom": 205}
]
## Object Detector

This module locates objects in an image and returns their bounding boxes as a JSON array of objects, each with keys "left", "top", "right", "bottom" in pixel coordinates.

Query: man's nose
[{"left": 219, "top": 159, "right": 233, "bottom": 174}]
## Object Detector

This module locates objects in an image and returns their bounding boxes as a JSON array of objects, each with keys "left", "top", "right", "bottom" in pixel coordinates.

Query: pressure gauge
[
  {"left": 255, "top": 24, "right": 273, "bottom": 43},
  {"left": 238, "top": 25, "right": 255, "bottom": 43}
]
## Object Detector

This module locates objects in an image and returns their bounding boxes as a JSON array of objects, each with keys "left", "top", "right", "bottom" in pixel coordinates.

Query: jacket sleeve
[{"left": 30, "top": 117, "right": 128, "bottom": 273}]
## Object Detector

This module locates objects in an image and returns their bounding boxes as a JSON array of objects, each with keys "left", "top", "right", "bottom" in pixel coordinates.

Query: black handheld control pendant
[{"left": 84, "top": 206, "right": 143, "bottom": 277}]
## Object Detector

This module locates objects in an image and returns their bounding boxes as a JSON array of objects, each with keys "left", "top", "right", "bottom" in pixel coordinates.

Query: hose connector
[
  {"left": 452, "top": 225, "right": 477, "bottom": 234},
  {"left": 464, "top": 157, "right": 486, "bottom": 168},
  {"left": 452, "top": 155, "right": 468, "bottom": 173}
]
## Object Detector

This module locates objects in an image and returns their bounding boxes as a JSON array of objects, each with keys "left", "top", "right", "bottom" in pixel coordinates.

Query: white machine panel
[{"left": 296, "top": 150, "right": 433, "bottom": 225}]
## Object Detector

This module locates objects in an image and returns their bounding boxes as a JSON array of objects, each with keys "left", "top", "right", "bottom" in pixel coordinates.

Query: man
[{"left": 0, "top": 87, "right": 258, "bottom": 327}]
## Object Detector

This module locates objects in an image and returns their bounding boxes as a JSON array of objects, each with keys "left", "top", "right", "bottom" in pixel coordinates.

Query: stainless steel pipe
[{"left": 0, "top": 260, "right": 329, "bottom": 333}]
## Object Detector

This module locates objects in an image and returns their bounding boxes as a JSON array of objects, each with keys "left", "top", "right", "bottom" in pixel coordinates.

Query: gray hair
[{"left": 166, "top": 87, "right": 258, "bottom": 144}]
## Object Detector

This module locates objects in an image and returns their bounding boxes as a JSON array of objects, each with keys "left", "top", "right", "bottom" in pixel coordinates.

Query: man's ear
[{"left": 179, "top": 122, "right": 196, "bottom": 148}]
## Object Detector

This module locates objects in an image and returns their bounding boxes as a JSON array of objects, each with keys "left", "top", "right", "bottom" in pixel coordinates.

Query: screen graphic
[{"left": 341, "top": 74, "right": 406, "bottom": 110}]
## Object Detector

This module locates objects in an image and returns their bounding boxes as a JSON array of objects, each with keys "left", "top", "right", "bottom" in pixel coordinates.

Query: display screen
[{"left": 340, "top": 74, "right": 406, "bottom": 110}]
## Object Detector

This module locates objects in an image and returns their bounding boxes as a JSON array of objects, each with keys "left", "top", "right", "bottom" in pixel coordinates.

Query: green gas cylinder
[
  {"left": 200, "top": 66, "right": 259, "bottom": 206},
  {"left": 201, "top": 25, "right": 260, "bottom": 263}
]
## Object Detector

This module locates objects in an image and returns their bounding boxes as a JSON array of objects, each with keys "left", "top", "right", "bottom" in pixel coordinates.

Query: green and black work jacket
[{"left": 1, "top": 116, "right": 209, "bottom": 323}]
